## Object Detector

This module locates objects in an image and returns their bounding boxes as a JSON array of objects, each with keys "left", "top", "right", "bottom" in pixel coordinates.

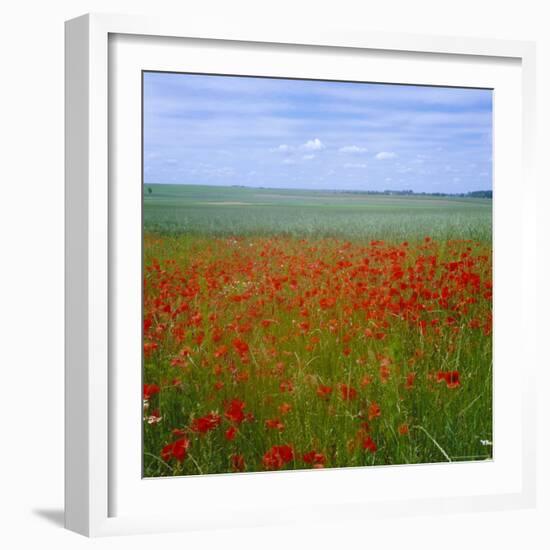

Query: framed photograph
[{"left": 65, "top": 13, "right": 537, "bottom": 536}]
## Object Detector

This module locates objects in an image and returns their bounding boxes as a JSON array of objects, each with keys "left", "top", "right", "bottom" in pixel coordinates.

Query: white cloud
[
  {"left": 344, "top": 163, "right": 368, "bottom": 169},
  {"left": 302, "top": 154, "right": 316, "bottom": 161},
  {"left": 339, "top": 145, "right": 368, "bottom": 154},
  {"left": 270, "top": 144, "right": 293, "bottom": 153},
  {"left": 282, "top": 158, "right": 296, "bottom": 165},
  {"left": 302, "top": 138, "right": 325, "bottom": 151},
  {"left": 375, "top": 151, "right": 397, "bottom": 160}
]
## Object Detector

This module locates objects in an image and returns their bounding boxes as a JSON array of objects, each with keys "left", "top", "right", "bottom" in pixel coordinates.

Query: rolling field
[
  {"left": 143, "top": 184, "right": 492, "bottom": 241},
  {"left": 143, "top": 184, "right": 492, "bottom": 476}
]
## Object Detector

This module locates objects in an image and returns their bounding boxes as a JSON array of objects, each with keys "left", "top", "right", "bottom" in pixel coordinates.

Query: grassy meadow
[{"left": 143, "top": 184, "right": 492, "bottom": 477}]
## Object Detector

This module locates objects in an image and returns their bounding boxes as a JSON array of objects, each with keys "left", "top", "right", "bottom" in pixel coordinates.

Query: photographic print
[{"left": 142, "top": 72, "right": 493, "bottom": 477}]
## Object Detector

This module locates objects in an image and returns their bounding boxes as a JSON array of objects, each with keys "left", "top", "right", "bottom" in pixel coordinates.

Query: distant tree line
[
  {"left": 338, "top": 189, "right": 492, "bottom": 198},
  {"left": 226, "top": 185, "right": 492, "bottom": 198}
]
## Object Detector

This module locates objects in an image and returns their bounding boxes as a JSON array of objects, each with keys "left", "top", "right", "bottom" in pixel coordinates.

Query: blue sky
[{"left": 143, "top": 72, "right": 492, "bottom": 193}]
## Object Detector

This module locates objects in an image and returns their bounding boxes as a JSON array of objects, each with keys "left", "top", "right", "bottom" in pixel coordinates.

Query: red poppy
[
  {"left": 405, "top": 372, "right": 416, "bottom": 390},
  {"left": 436, "top": 370, "right": 461, "bottom": 389},
  {"left": 211, "top": 328, "right": 223, "bottom": 343},
  {"left": 362, "top": 436, "right": 378, "bottom": 453},
  {"left": 303, "top": 450, "right": 326, "bottom": 467},
  {"left": 368, "top": 402, "right": 381, "bottom": 420},
  {"left": 178, "top": 346, "right": 192, "bottom": 357},
  {"left": 316, "top": 385, "right": 333, "bottom": 399},
  {"left": 144, "top": 317, "right": 153, "bottom": 332},
  {"left": 398, "top": 423, "right": 410, "bottom": 436},
  {"left": 143, "top": 383, "right": 160, "bottom": 400},
  {"left": 143, "top": 341, "right": 158, "bottom": 357},
  {"left": 265, "top": 418, "right": 285, "bottom": 431},
  {"left": 161, "top": 437, "right": 190, "bottom": 462},
  {"left": 190, "top": 412, "right": 222, "bottom": 434},
  {"left": 214, "top": 345, "right": 228, "bottom": 358},
  {"left": 232, "top": 338, "right": 249, "bottom": 355},
  {"left": 361, "top": 375, "right": 373, "bottom": 387},
  {"left": 235, "top": 370, "right": 250, "bottom": 383},
  {"left": 278, "top": 402, "right": 292, "bottom": 415},
  {"left": 379, "top": 365, "right": 391, "bottom": 383},
  {"left": 319, "top": 297, "right": 336, "bottom": 309},
  {"left": 225, "top": 426, "right": 237, "bottom": 441},
  {"left": 340, "top": 384, "right": 357, "bottom": 401},
  {"left": 225, "top": 399, "right": 246, "bottom": 424},
  {"left": 279, "top": 380, "right": 294, "bottom": 393},
  {"left": 262, "top": 444, "right": 294, "bottom": 470}
]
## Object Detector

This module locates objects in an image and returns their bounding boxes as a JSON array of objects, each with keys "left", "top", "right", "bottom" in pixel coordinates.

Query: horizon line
[{"left": 143, "top": 182, "right": 492, "bottom": 196}]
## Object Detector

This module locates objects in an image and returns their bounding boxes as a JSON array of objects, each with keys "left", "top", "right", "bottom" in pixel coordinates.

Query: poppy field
[{"left": 143, "top": 185, "right": 492, "bottom": 477}]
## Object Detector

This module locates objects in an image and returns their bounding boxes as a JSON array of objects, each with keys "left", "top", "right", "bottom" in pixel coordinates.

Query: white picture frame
[{"left": 65, "top": 12, "right": 537, "bottom": 537}]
